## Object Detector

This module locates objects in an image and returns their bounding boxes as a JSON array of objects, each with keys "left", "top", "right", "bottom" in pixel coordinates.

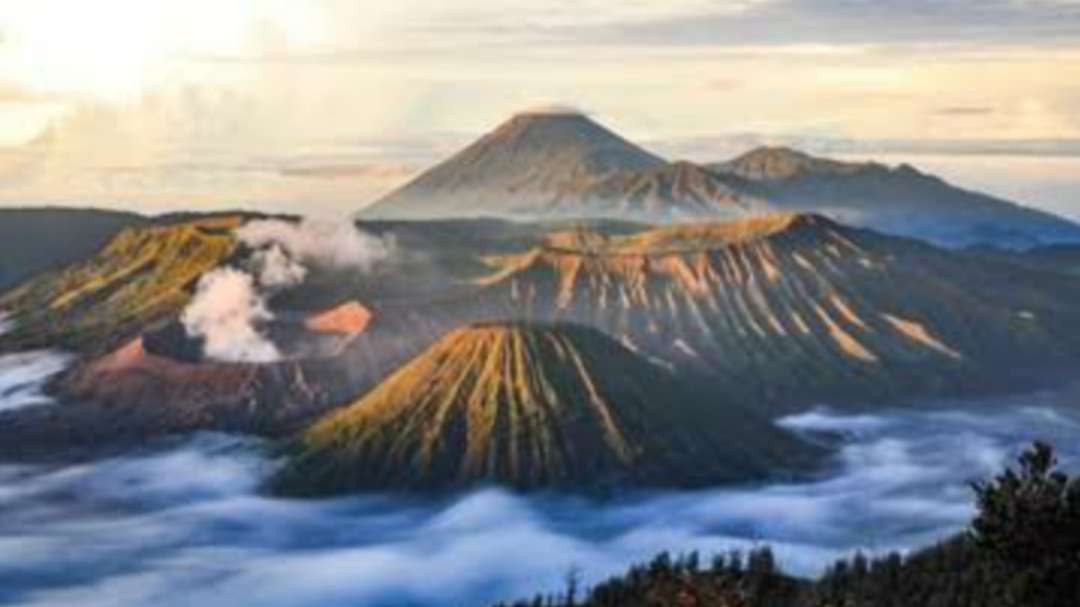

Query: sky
[{"left": 0, "top": 0, "right": 1078, "bottom": 216}]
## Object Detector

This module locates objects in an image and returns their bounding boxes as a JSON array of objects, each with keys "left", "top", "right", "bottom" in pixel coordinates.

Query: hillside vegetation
[
  {"left": 0, "top": 215, "right": 241, "bottom": 352},
  {"left": 495, "top": 442, "right": 1080, "bottom": 607}
]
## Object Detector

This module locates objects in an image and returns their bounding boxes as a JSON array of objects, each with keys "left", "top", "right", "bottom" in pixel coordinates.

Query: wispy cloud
[
  {"left": 648, "top": 134, "right": 1080, "bottom": 163},
  {"left": 584, "top": 0, "right": 1080, "bottom": 48},
  {"left": 0, "top": 0, "right": 1079, "bottom": 214},
  {"left": 933, "top": 106, "right": 997, "bottom": 116}
]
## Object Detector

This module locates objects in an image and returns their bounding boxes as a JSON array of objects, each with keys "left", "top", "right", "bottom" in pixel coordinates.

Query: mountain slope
[
  {"left": 274, "top": 322, "right": 818, "bottom": 494},
  {"left": 711, "top": 147, "right": 1080, "bottom": 247},
  {"left": 361, "top": 109, "right": 751, "bottom": 220},
  {"left": 553, "top": 160, "right": 765, "bottom": 218},
  {"left": 0, "top": 214, "right": 243, "bottom": 352},
  {"left": 0, "top": 207, "right": 145, "bottom": 291},
  {"left": 416, "top": 213, "right": 1080, "bottom": 407},
  {"left": 363, "top": 109, "right": 663, "bottom": 219},
  {"left": 968, "top": 242, "right": 1080, "bottom": 277}
]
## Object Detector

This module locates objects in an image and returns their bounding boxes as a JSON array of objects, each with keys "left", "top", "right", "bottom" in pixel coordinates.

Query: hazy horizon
[
  {"left": 3, "top": 139, "right": 1079, "bottom": 223},
  {"left": 1, "top": 1, "right": 1079, "bottom": 219}
]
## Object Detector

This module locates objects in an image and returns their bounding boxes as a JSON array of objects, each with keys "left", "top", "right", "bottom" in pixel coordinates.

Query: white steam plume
[
  {"left": 237, "top": 218, "right": 395, "bottom": 276},
  {"left": 181, "top": 268, "right": 280, "bottom": 363},
  {"left": 251, "top": 244, "right": 308, "bottom": 288},
  {"left": 181, "top": 219, "right": 393, "bottom": 363}
]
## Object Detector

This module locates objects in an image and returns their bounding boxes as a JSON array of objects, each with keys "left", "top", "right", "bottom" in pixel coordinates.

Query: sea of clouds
[
  {"left": 1, "top": 372, "right": 1078, "bottom": 607},
  {"left": 0, "top": 326, "right": 72, "bottom": 414},
  {"left": 0, "top": 315, "right": 74, "bottom": 413}
]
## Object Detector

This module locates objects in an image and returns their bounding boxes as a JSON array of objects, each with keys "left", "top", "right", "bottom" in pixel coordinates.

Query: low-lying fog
[
  {"left": 1, "top": 358, "right": 1078, "bottom": 606},
  {"left": 0, "top": 349, "right": 72, "bottom": 413}
]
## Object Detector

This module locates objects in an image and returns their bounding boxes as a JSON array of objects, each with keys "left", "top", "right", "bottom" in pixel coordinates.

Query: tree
[
  {"left": 970, "top": 441, "right": 1080, "bottom": 606},
  {"left": 495, "top": 441, "right": 1080, "bottom": 607},
  {"left": 563, "top": 565, "right": 582, "bottom": 607}
]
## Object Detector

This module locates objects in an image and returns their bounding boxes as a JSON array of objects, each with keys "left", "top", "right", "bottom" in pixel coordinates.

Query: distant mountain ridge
[
  {"left": 0, "top": 207, "right": 145, "bottom": 292},
  {"left": 361, "top": 109, "right": 761, "bottom": 221},
  {"left": 710, "top": 146, "right": 1080, "bottom": 247},
  {"left": 712, "top": 146, "right": 871, "bottom": 180},
  {"left": 557, "top": 160, "right": 766, "bottom": 218},
  {"left": 361, "top": 110, "right": 1080, "bottom": 247}
]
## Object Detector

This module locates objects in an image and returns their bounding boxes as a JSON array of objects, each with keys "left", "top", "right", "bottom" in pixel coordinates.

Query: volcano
[
  {"left": 417, "top": 213, "right": 1080, "bottom": 406},
  {"left": 360, "top": 108, "right": 752, "bottom": 221},
  {"left": 0, "top": 300, "right": 396, "bottom": 460},
  {"left": 273, "top": 321, "right": 818, "bottom": 494},
  {"left": 362, "top": 108, "right": 1080, "bottom": 247}
]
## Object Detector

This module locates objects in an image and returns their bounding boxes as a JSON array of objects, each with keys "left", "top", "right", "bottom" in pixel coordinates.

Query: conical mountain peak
[
  {"left": 511, "top": 103, "right": 587, "bottom": 117},
  {"left": 273, "top": 321, "right": 817, "bottom": 494},
  {"left": 479, "top": 109, "right": 659, "bottom": 168},
  {"left": 360, "top": 110, "right": 754, "bottom": 221}
]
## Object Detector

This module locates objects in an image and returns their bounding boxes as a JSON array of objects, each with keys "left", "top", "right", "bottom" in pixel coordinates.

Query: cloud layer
[
  {"left": 0, "top": 349, "right": 73, "bottom": 412},
  {"left": 1, "top": 392, "right": 1079, "bottom": 606}
]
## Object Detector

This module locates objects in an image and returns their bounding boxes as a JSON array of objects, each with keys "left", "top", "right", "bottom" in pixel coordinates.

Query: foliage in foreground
[{"left": 495, "top": 441, "right": 1080, "bottom": 607}]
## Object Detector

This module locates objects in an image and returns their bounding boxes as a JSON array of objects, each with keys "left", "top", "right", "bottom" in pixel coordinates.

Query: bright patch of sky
[{"left": 0, "top": 0, "right": 1077, "bottom": 215}]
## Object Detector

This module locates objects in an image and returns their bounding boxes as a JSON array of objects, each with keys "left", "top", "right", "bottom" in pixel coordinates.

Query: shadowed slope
[
  {"left": 553, "top": 160, "right": 765, "bottom": 218},
  {"left": 969, "top": 242, "right": 1080, "bottom": 277},
  {"left": 274, "top": 322, "right": 817, "bottom": 494}
]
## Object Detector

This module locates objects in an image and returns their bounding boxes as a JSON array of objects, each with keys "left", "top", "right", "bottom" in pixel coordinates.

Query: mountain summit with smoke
[
  {"left": 181, "top": 267, "right": 280, "bottom": 362},
  {"left": 181, "top": 218, "right": 394, "bottom": 363}
]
